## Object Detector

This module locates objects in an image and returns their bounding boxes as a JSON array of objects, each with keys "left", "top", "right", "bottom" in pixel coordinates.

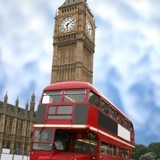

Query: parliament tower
[{"left": 51, "top": 0, "right": 95, "bottom": 84}]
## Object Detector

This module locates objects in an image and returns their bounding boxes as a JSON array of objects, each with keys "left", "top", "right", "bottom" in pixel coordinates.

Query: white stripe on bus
[{"left": 33, "top": 124, "right": 87, "bottom": 128}]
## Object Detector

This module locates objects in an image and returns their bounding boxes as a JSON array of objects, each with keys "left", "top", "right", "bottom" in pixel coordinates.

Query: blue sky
[{"left": 0, "top": 0, "right": 160, "bottom": 145}]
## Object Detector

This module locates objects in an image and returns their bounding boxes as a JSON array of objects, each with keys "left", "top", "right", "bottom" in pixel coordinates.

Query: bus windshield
[{"left": 32, "top": 129, "right": 54, "bottom": 151}]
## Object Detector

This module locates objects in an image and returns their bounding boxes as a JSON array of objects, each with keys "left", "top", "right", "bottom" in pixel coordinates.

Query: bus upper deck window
[
  {"left": 64, "top": 90, "right": 85, "bottom": 102},
  {"left": 42, "top": 91, "right": 62, "bottom": 104},
  {"left": 101, "top": 100, "right": 109, "bottom": 114},
  {"left": 89, "top": 91, "right": 100, "bottom": 107}
]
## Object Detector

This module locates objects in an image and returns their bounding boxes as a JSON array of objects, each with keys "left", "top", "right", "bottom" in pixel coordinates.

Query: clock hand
[{"left": 66, "top": 19, "right": 75, "bottom": 27}]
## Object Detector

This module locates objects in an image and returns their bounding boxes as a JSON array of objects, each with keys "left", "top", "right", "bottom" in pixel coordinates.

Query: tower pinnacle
[
  {"left": 4, "top": 92, "right": 8, "bottom": 104},
  {"left": 61, "top": 0, "right": 86, "bottom": 7}
]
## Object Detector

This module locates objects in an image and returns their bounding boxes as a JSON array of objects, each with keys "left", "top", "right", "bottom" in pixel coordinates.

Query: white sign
[{"left": 2, "top": 148, "right": 10, "bottom": 154}]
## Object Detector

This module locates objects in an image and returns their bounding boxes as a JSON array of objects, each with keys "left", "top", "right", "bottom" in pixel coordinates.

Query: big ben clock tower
[{"left": 51, "top": 0, "right": 95, "bottom": 84}]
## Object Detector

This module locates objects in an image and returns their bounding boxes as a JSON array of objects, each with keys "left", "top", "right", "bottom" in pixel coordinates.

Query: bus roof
[
  {"left": 44, "top": 81, "right": 100, "bottom": 94},
  {"left": 44, "top": 81, "right": 132, "bottom": 123}
]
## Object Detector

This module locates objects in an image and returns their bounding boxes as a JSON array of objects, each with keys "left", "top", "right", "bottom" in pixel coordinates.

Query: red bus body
[{"left": 30, "top": 82, "right": 135, "bottom": 160}]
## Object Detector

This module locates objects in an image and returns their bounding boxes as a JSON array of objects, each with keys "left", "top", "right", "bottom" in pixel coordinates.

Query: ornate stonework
[{"left": 0, "top": 93, "right": 35, "bottom": 156}]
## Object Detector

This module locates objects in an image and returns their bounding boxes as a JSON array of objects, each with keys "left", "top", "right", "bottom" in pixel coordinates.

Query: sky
[{"left": 0, "top": 0, "right": 160, "bottom": 145}]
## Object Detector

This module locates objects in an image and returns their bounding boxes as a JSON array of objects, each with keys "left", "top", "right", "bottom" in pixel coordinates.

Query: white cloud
[{"left": 126, "top": 0, "right": 151, "bottom": 17}]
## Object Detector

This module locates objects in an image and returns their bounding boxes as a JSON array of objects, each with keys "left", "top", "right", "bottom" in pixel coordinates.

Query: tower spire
[
  {"left": 30, "top": 91, "right": 35, "bottom": 113},
  {"left": 4, "top": 92, "right": 8, "bottom": 104},
  {"left": 25, "top": 100, "right": 29, "bottom": 111},
  {"left": 15, "top": 96, "right": 19, "bottom": 107},
  {"left": 31, "top": 91, "right": 35, "bottom": 102}
]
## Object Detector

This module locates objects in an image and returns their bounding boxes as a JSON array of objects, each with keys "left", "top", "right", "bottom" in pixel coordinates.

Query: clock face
[
  {"left": 86, "top": 20, "right": 93, "bottom": 39},
  {"left": 59, "top": 16, "right": 76, "bottom": 33}
]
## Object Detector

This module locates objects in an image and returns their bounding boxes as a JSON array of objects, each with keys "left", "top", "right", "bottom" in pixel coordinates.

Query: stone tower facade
[{"left": 51, "top": 0, "right": 95, "bottom": 84}]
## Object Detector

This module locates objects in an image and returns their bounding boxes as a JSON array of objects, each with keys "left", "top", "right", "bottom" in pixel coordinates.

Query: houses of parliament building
[
  {"left": 0, "top": 93, "right": 35, "bottom": 155},
  {"left": 0, "top": 0, "right": 95, "bottom": 156}
]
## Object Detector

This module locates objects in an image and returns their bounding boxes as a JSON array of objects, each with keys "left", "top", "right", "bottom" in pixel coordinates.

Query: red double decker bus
[{"left": 30, "top": 82, "right": 135, "bottom": 160}]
